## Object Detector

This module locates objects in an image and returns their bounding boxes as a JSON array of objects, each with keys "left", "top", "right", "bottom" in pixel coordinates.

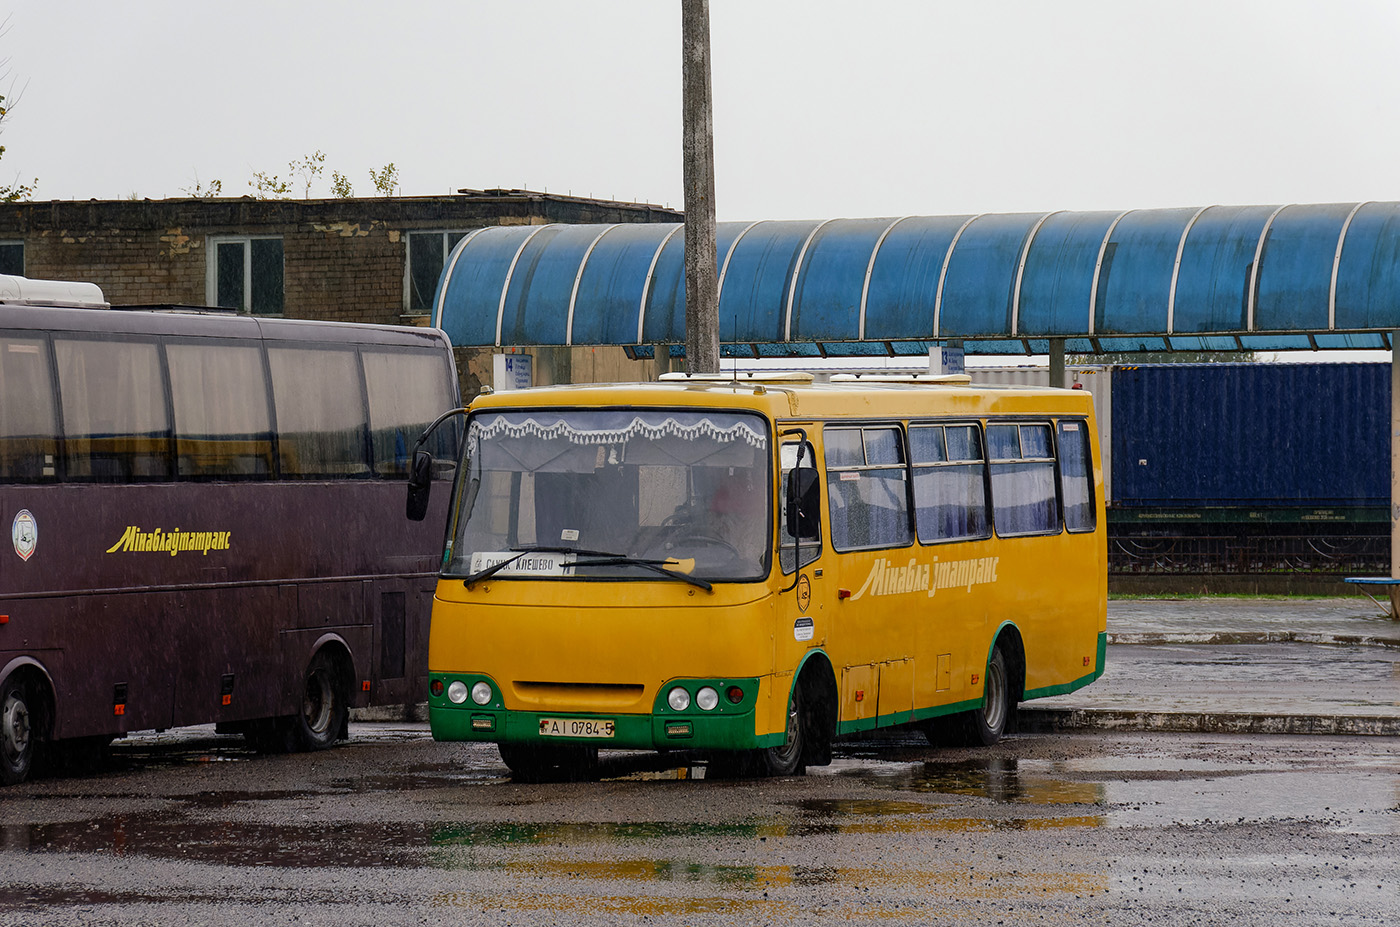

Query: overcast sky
[{"left": 5, "top": 1, "right": 1400, "bottom": 221}]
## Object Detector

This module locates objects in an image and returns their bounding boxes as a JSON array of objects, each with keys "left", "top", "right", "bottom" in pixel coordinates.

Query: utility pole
[{"left": 681, "top": 0, "right": 719, "bottom": 373}]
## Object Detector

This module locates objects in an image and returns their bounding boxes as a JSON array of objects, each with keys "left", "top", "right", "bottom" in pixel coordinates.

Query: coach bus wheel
[
  {"left": 1, "top": 677, "right": 39, "bottom": 786},
  {"left": 497, "top": 742, "right": 599, "bottom": 783},
  {"left": 293, "top": 651, "right": 348, "bottom": 751},
  {"left": 968, "top": 647, "right": 1010, "bottom": 747}
]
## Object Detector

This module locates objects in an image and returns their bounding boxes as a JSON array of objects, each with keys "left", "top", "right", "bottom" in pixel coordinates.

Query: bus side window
[
  {"left": 910, "top": 423, "right": 990, "bottom": 543},
  {"left": 268, "top": 345, "right": 371, "bottom": 479},
  {"left": 167, "top": 340, "right": 273, "bottom": 479},
  {"left": 1058, "top": 419, "right": 1096, "bottom": 532},
  {"left": 987, "top": 421, "right": 1059, "bottom": 537},
  {"left": 363, "top": 347, "right": 458, "bottom": 479},
  {"left": 55, "top": 335, "right": 172, "bottom": 482},
  {"left": 780, "top": 440, "right": 821, "bottom": 574},
  {"left": 0, "top": 335, "right": 59, "bottom": 483},
  {"left": 824, "top": 426, "right": 912, "bottom": 552}
]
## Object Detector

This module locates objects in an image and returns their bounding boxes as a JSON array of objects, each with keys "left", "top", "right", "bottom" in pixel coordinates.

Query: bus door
[
  {"left": 776, "top": 434, "right": 823, "bottom": 715},
  {"left": 819, "top": 424, "right": 917, "bottom": 731}
]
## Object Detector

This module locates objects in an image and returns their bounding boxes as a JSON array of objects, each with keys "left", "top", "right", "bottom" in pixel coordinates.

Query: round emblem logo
[
  {"left": 12, "top": 509, "right": 37, "bottom": 561},
  {"left": 797, "top": 574, "right": 812, "bottom": 612}
]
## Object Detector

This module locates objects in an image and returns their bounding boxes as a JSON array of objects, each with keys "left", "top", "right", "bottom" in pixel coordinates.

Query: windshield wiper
[{"left": 571, "top": 556, "right": 712, "bottom": 592}]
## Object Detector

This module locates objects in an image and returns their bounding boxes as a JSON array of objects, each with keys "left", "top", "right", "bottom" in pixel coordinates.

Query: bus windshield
[{"left": 448, "top": 409, "right": 771, "bottom": 582}]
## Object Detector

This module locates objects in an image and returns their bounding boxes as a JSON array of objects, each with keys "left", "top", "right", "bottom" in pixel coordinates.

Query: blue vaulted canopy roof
[{"left": 432, "top": 202, "right": 1400, "bottom": 355}]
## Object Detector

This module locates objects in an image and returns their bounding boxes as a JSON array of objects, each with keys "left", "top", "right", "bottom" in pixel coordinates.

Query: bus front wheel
[
  {"left": 759, "top": 681, "right": 808, "bottom": 776},
  {"left": 713, "top": 680, "right": 815, "bottom": 778},
  {"left": 1, "top": 676, "right": 38, "bottom": 786}
]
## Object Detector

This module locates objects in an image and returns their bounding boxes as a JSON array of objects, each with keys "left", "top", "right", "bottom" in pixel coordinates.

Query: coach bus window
[
  {"left": 167, "top": 341, "right": 273, "bottom": 479},
  {"left": 825, "top": 426, "right": 912, "bottom": 552},
  {"left": 55, "top": 337, "right": 171, "bottom": 482},
  {"left": 268, "top": 345, "right": 370, "bottom": 478},
  {"left": 1058, "top": 419, "right": 1096, "bottom": 532},
  {"left": 363, "top": 348, "right": 457, "bottom": 478},
  {"left": 986, "top": 422, "right": 1058, "bottom": 537},
  {"left": 0, "top": 336, "right": 58, "bottom": 482},
  {"left": 909, "top": 423, "right": 990, "bottom": 543}
]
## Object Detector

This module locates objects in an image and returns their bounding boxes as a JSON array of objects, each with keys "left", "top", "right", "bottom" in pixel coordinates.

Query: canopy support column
[
  {"left": 1049, "top": 338, "right": 1066, "bottom": 390},
  {"left": 1391, "top": 335, "right": 1400, "bottom": 618}
]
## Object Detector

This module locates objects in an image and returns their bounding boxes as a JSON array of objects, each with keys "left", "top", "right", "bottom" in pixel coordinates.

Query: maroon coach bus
[{"left": 0, "top": 275, "right": 459, "bottom": 784}]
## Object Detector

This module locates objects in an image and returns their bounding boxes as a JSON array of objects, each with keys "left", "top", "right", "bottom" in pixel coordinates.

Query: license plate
[{"left": 538, "top": 717, "right": 615, "bottom": 739}]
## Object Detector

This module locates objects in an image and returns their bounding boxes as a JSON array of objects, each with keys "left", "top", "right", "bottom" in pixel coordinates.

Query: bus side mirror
[
  {"left": 785, "top": 468, "right": 819, "bottom": 538},
  {"left": 406, "top": 449, "right": 434, "bottom": 522}
]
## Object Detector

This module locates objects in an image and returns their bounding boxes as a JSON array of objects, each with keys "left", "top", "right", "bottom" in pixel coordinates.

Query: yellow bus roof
[{"left": 469, "top": 376, "right": 1096, "bottom": 422}]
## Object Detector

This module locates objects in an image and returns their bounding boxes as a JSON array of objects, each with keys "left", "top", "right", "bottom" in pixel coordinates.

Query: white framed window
[
  {"left": 207, "top": 236, "right": 284, "bottom": 315},
  {"left": 0, "top": 241, "right": 23, "bottom": 276},
  {"left": 405, "top": 230, "right": 471, "bottom": 315}
]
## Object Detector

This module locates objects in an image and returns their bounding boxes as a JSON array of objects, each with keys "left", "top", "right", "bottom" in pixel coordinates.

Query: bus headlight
[
  {"left": 696, "top": 686, "right": 719, "bottom": 711},
  {"left": 667, "top": 686, "right": 691, "bottom": 711},
  {"left": 471, "top": 681, "right": 493, "bottom": 705},
  {"left": 446, "top": 681, "right": 469, "bottom": 704}
]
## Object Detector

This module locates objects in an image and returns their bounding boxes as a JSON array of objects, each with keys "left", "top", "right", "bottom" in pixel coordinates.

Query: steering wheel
[{"left": 666, "top": 531, "right": 742, "bottom": 559}]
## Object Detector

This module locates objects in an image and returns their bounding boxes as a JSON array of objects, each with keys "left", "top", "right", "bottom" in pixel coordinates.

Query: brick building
[{"left": 0, "top": 189, "right": 682, "bottom": 395}]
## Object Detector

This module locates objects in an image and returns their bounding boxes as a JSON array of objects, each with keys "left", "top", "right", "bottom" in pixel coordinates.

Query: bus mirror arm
[
  {"left": 779, "top": 429, "right": 809, "bottom": 594},
  {"left": 406, "top": 408, "right": 469, "bottom": 522}
]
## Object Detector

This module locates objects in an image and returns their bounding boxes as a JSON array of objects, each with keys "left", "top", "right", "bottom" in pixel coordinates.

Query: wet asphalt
[
  {"left": 0, "top": 596, "right": 1396, "bottom": 925},
  {"left": 1, "top": 725, "right": 1395, "bottom": 926},
  {"left": 1028, "top": 596, "right": 1400, "bottom": 735}
]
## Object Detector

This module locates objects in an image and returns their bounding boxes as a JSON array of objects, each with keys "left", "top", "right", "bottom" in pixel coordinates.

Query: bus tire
[
  {"left": 291, "top": 650, "right": 348, "bottom": 752},
  {"left": 1, "top": 676, "right": 40, "bottom": 786},
  {"left": 758, "top": 681, "right": 807, "bottom": 777},
  {"left": 967, "top": 647, "right": 1011, "bottom": 747},
  {"left": 497, "top": 741, "right": 599, "bottom": 783}
]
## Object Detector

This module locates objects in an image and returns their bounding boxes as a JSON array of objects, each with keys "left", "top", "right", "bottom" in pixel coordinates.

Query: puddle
[
  {"left": 816, "top": 756, "right": 1400, "bottom": 834},
  {"left": 1100, "top": 771, "right": 1400, "bottom": 833},
  {"left": 1, "top": 816, "right": 433, "bottom": 868},
  {"left": 829, "top": 757, "right": 1107, "bottom": 805}
]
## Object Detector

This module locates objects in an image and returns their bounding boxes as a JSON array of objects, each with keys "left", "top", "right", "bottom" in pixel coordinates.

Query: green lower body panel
[
  {"left": 430, "top": 704, "right": 763, "bottom": 751},
  {"left": 430, "top": 673, "right": 770, "bottom": 752},
  {"left": 1023, "top": 631, "right": 1108, "bottom": 701}
]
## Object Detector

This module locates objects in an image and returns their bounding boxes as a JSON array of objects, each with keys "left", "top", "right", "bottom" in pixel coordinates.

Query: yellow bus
[{"left": 409, "top": 372, "right": 1106, "bottom": 780}]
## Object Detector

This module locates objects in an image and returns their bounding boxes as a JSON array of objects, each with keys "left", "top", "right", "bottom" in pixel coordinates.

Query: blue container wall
[{"left": 1111, "top": 363, "right": 1390, "bottom": 508}]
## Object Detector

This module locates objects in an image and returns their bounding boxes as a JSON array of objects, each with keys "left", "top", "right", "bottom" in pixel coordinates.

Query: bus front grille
[{"left": 511, "top": 681, "right": 647, "bottom": 712}]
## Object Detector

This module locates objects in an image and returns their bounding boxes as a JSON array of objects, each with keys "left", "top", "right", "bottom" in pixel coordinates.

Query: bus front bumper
[{"left": 428, "top": 674, "right": 773, "bottom": 752}]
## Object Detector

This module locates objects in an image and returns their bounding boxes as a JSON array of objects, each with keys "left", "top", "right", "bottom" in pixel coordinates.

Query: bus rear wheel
[
  {"left": 1, "top": 677, "right": 38, "bottom": 786},
  {"left": 292, "top": 651, "right": 348, "bottom": 751},
  {"left": 920, "top": 646, "right": 1013, "bottom": 748},
  {"left": 497, "top": 741, "right": 599, "bottom": 783},
  {"left": 967, "top": 647, "right": 1011, "bottom": 746}
]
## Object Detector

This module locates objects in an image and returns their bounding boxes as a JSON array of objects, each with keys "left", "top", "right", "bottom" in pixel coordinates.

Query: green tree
[
  {"left": 0, "top": 94, "right": 38, "bottom": 202},
  {"left": 369, "top": 163, "right": 399, "bottom": 197},
  {"left": 330, "top": 170, "right": 354, "bottom": 198},
  {"left": 0, "top": 24, "right": 36, "bottom": 201},
  {"left": 249, "top": 170, "right": 292, "bottom": 199},
  {"left": 291, "top": 150, "right": 326, "bottom": 198},
  {"left": 180, "top": 173, "right": 223, "bottom": 198}
]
